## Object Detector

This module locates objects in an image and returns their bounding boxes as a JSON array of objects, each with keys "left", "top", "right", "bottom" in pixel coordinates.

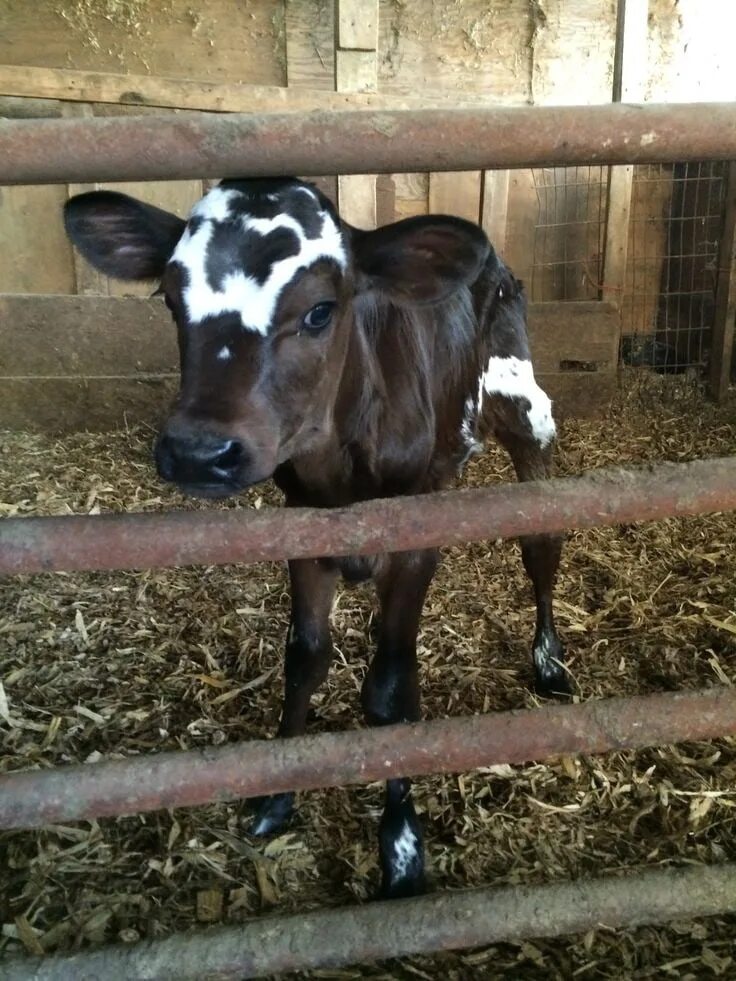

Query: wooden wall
[{"left": 0, "top": 0, "right": 721, "bottom": 429}]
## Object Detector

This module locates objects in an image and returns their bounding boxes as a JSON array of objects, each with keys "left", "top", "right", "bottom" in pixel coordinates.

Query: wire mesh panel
[
  {"left": 530, "top": 162, "right": 728, "bottom": 384},
  {"left": 530, "top": 166, "right": 608, "bottom": 302},
  {"left": 622, "top": 162, "right": 727, "bottom": 376}
]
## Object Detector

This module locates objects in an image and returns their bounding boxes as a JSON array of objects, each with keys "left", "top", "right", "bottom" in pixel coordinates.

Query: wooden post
[
  {"left": 602, "top": 0, "right": 648, "bottom": 307},
  {"left": 335, "top": 0, "right": 378, "bottom": 228},
  {"left": 709, "top": 161, "right": 736, "bottom": 401},
  {"left": 481, "top": 170, "right": 511, "bottom": 253}
]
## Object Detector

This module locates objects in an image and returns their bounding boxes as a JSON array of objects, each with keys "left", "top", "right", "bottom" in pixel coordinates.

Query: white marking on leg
[
  {"left": 171, "top": 187, "right": 347, "bottom": 335},
  {"left": 533, "top": 632, "right": 554, "bottom": 671},
  {"left": 216, "top": 345, "right": 232, "bottom": 362},
  {"left": 392, "top": 821, "right": 418, "bottom": 879},
  {"left": 481, "top": 356, "right": 556, "bottom": 447},
  {"left": 459, "top": 395, "right": 483, "bottom": 466}
]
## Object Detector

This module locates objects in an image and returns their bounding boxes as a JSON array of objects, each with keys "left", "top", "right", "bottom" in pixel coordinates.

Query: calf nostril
[{"left": 210, "top": 439, "right": 243, "bottom": 475}]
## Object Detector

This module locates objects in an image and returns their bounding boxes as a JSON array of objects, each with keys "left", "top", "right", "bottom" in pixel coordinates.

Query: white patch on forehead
[
  {"left": 171, "top": 187, "right": 347, "bottom": 335},
  {"left": 216, "top": 345, "right": 232, "bottom": 362},
  {"left": 480, "top": 355, "right": 556, "bottom": 447},
  {"left": 392, "top": 822, "right": 419, "bottom": 879},
  {"left": 190, "top": 187, "right": 242, "bottom": 222}
]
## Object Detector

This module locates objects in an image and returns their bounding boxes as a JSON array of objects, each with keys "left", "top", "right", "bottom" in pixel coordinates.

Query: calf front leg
[
  {"left": 362, "top": 548, "right": 438, "bottom": 898},
  {"left": 250, "top": 557, "right": 338, "bottom": 835}
]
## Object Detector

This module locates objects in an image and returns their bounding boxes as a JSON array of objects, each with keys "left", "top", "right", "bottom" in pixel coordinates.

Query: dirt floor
[{"left": 1, "top": 375, "right": 736, "bottom": 978}]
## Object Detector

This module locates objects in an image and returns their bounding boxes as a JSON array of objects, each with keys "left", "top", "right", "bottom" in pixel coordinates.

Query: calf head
[{"left": 64, "top": 178, "right": 489, "bottom": 498}]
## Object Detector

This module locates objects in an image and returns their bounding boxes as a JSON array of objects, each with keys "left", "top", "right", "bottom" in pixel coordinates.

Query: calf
[{"left": 63, "top": 178, "right": 568, "bottom": 898}]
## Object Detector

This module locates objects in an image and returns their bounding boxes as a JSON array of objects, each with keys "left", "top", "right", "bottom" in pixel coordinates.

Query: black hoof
[
  {"left": 248, "top": 792, "right": 295, "bottom": 836},
  {"left": 532, "top": 631, "right": 571, "bottom": 699},
  {"left": 534, "top": 669, "right": 573, "bottom": 700}
]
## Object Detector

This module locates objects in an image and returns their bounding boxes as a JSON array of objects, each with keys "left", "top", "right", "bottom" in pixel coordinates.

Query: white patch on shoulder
[
  {"left": 392, "top": 821, "right": 418, "bottom": 879},
  {"left": 217, "top": 345, "right": 232, "bottom": 362},
  {"left": 480, "top": 355, "right": 556, "bottom": 447},
  {"left": 171, "top": 187, "right": 347, "bottom": 335}
]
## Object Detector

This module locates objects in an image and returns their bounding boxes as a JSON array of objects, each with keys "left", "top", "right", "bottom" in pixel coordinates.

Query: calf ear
[
  {"left": 352, "top": 215, "right": 490, "bottom": 304},
  {"left": 63, "top": 191, "right": 186, "bottom": 280}
]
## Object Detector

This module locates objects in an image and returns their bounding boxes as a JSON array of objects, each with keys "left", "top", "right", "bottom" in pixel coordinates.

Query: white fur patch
[
  {"left": 171, "top": 187, "right": 347, "bottom": 335},
  {"left": 459, "top": 395, "right": 482, "bottom": 463},
  {"left": 216, "top": 346, "right": 232, "bottom": 362},
  {"left": 392, "top": 821, "right": 418, "bottom": 879},
  {"left": 533, "top": 632, "right": 554, "bottom": 670},
  {"left": 480, "top": 356, "right": 556, "bottom": 447}
]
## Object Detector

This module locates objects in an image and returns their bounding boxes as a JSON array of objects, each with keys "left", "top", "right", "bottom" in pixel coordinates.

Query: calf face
[{"left": 64, "top": 178, "right": 489, "bottom": 497}]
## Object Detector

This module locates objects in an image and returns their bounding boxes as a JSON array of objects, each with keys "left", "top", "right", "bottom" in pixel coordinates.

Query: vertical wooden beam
[
  {"left": 428, "top": 172, "right": 482, "bottom": 224},
  {"left": 709, "top": 161, "right": 736, "bottom": 401},
  {"left": 335, "top": 0, "right": 378, "bottom": 228},
  {"left": 602, "top": 0, "right": 648, "bottom": 307},
  {"left": 285, "top": 1, "right": 337, "bottom": 204},
  {"left": 481, "top": 170, "right": 511, "bottom": 253}
]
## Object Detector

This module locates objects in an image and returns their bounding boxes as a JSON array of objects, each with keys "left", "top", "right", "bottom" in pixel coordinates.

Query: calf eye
[{"left": 301, "top": 301, "right": 335, "bottom": 335}]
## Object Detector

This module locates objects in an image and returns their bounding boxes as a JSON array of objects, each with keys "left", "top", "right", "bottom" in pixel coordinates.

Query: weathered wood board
[
  {"left": 0, "top": 1, "right": 286, "bottom": 86},
  {"left": 0, "top": 295, "right": 619, "bottom": 431}
]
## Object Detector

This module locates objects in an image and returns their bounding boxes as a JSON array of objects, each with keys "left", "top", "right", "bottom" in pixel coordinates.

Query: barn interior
[{"left": 1, "top": 2, "right": 736, "bottom": 978}]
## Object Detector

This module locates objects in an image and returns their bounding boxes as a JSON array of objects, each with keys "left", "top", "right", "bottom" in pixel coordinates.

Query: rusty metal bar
[
  {"left": 5, "top": 863, "right": 736, "bottom": 980},
  {"left": 2, "top": 103, "right": 736, "bottom": 185},
  {"left": 1, "top": 687, "right": 734, "bottom": 828},
  {"left": 1, "top": 457, "right": 735, "bottom": 576}
]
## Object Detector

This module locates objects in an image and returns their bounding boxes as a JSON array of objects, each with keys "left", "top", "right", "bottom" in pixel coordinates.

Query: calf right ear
[{"left": 63, "top": 191, "right": 186, "bottom": 280}]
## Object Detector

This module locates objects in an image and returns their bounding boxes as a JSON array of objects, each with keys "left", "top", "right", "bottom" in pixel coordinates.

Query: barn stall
[{"left": 1, "top": 1, "right": 736, "bottom": 977}]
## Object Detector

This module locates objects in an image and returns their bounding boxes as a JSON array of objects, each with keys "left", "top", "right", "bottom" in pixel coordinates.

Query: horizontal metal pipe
[
  {"left": 5, "top": 863, "right": 736, "bottom": 979},
  {"left": 1, "top": 457, "right": 735, "bottom": 576},
  {"left": 1, "top": 687, "right": 734, "bottom": 828},
  {"left": 2, "top": 103, "right": 736, "bottom": 184}
]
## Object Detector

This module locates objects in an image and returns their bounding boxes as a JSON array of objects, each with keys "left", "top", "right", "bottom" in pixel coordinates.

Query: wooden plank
[
  {"left": 603, "top": 0, "right": 648, "bottom": 307},
  {"left": 503, "top": 169, "right": 538, "bottom": 290},
  {"left": 0, "top": 185, "right": 75, "bottom": 294},
  {"left": 0, "top": 297, "right": 618, "bottom": 378},
  {"left": 0, "top": 1, "right": 286, "bottom": 87},
  {"left": 709, "top": 161, "right": 736, "bottom": 402},
  {"left": 537, "top": 371, "right": 618, "bottom": 419},
  {"left": 285, "top": 2, "right": 339, "bottom": 210},
  {"left": 335, "top": 1, "right": 379, "bottom": 229},
  {"left": 481, "top": 170, "right": 510, "bottom": 253},
  {"left": 338, "top": 0, "right": 379, "bottom": 50},
  {"left": 393, "top": 174, "right": 429, "bottom": 221},
  {"left": 335, "top": 49, "right": 378, "bottom": 93},
  {"left": 428, "top": 173, "right": 482, "bottom": 223},
  {"left": 285, "top": 1, "right": 336, "bottom": 91},
  {"left": 0, "top": 377, "right": 177, "bottom": 432},
  {"left": 0, "top": 64, "right": 497, "bottom": 114},
  {"left": 527, "top": 301, "right": 621, "bottom": 374},
  {"left": 0, "top": 295, "right": 618, "bottom": 429},
  {"left": 0, "top": 295, "right": 177, "bottom": 376},
  {"left": 377, "top": 0, "right": 531, "bottom": 103}
]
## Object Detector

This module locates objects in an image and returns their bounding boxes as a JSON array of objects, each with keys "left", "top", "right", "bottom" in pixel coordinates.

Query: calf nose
[{"left": 156, "top": 433, "right": 245, "bottom": 487}]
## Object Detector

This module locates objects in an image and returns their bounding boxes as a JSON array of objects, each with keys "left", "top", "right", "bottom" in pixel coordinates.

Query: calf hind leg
[
  {"left": 250, "top": 557, "right": 338, "bottom": 835},
  {"left": 488, "top": 394, "right": 570, "bottom": 697},
  {"left": 362, "top": 549, "right": 438, "bottom": 898}
]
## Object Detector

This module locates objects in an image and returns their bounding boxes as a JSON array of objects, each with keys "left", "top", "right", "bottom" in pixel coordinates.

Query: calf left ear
[
  {"left": 352, "top": 215, "right": 491, "bottom": 304},
  {"left": 63, "top": 191, "right": 186, "bottom": 280}
]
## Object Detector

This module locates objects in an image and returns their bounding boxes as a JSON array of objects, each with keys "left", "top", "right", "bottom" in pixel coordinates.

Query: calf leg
[
  {"left": 489, "top": 394, "right": 569, "bottom": 697},
  {"left": 250, "top": 557, "right": 338, "bottom": 835},
  {"left": 362, "top": 549, "right": 438, "bottom": 898}
]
